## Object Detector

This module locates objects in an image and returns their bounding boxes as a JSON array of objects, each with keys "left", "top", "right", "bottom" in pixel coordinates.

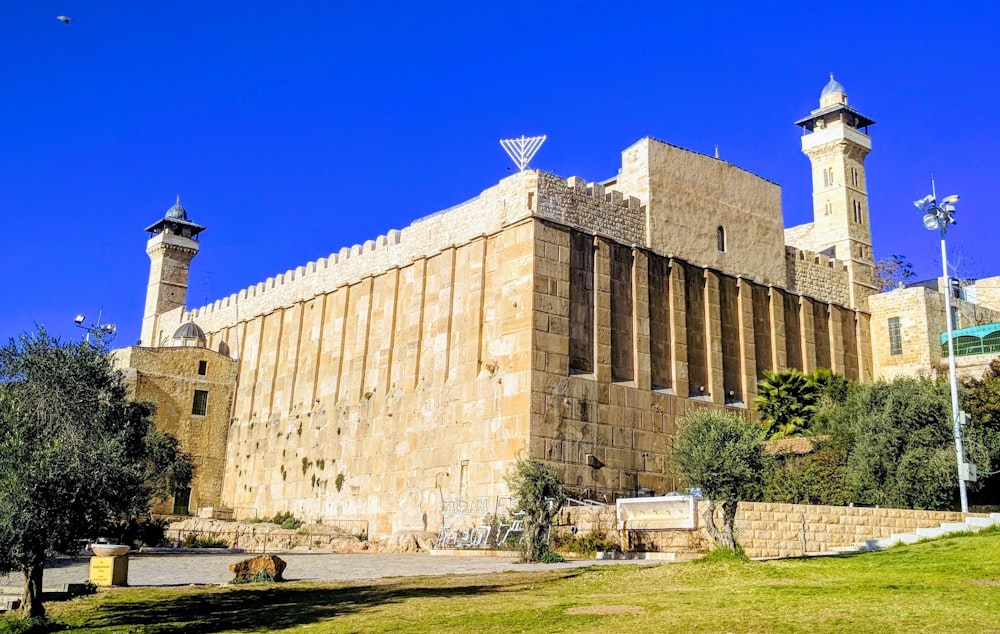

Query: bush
[
  {"left": 0, "top": 616, "right": 59, "bottom": 633},
  {"left": 551, "top": 531, "right": 621, "bottom": 556},
  {"left": 280, "top": 516, "right": 302, "bottom": 530},
  {"left": 764, "top": 445, "right": 852, "bottom": 506},
  {"left": 539, "top": 550, "right": 566, "bottom": 563},
  {"left": 180, "top": 534, "right": 229, "bottom": 548}
]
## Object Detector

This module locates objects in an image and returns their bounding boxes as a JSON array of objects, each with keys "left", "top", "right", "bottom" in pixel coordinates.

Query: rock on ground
[{"left": 229, "top": 555, "right": 287, "bottom": 582}]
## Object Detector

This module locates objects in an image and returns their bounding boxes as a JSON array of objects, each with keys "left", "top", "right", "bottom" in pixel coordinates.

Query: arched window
[{"left": 717, "top": 226, "right": 726, "bottom": 252}]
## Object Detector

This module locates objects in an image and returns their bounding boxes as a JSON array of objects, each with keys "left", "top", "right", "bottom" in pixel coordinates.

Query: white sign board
[{"left": 616, "top": 494, "right": 698, "bottom": 531}]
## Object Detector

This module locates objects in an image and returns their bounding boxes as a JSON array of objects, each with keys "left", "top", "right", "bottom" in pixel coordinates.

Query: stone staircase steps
[{"left": 830, "top": 514, "right": 999, "bottom": 556}]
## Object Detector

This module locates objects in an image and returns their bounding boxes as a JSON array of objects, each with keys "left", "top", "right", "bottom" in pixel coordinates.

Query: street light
[
  {"left": 73, "top": 312, "right": 116, "bottom": 344},
  {"left": 914, "top": 189, "right": 970, "bottom": 513}
]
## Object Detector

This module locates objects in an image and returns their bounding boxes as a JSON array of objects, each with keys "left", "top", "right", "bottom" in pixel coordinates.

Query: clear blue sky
[{"left": 2, "top": 2, "right": 998, "bottom": 345}]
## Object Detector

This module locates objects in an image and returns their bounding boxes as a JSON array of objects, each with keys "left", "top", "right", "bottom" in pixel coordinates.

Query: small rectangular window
[
  {"left": 197, "top": 360, "right": 207, "bottom": 375},
  {"left": 192, "top": 390, "right": 209, "bottom": 416},
  {"left": 172, "top": 487, "right": 191, "bottom": 515},
  {"left": 888, "top": 317, "right": 902, "bottom": 356}
]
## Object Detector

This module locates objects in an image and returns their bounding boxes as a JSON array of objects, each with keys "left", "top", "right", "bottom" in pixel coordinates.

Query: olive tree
[
  {"left": 0, "top": 328, "right": 193, "bottom": 619},
  {"left": 504, "top": 458, "right": 566, "bottom": 562},
  {"left": 673, "top": 409, "right": 769, "bottom": 551}
]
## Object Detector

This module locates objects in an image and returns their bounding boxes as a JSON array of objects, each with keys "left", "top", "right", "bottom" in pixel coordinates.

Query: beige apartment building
[{"left": 116, "top": 77, "right": 896, "bottom": 536}]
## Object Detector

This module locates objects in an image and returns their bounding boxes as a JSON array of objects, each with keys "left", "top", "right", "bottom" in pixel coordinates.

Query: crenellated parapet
[
  {"left": 178, "top": 170, "right": 645, "bottom": 336},
  {"left": 784, "top": 245, "right": 852, "bottom": 307},
  {"left": 534, "top": 173, "right": 645, "bottom": 246}
]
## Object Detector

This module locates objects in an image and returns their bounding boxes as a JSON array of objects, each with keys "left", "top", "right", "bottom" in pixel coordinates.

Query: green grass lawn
[{"left": 21, "top": 528, "right": 1000, "bottom": 633}]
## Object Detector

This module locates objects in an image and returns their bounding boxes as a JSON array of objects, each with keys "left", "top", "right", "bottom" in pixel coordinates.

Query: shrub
[
  {"left": 539, "top": 550, "right": 566, "bottom": 564},
  {"left": 552, "top": 531, "right": 621, "bottom": 556},
  {"left": 764, "top": 445, "right": 852, "bottom": 506},
  {"left": 0, "top": 615, "right": 57, "bottom": 634},
  {"left": 181, "top": 534, "right": 229, "bottom": 549}
]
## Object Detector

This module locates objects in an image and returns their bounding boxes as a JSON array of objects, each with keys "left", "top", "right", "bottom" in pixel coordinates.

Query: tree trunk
[
  {"left": 720, "top": 498, "right": 739, "bottom": 550},
  {"left": 702, "top": 498, "right": 739, "bottom": 550},
  {"left": 21, "top": 560, "right": 46, "bottom": 619}
]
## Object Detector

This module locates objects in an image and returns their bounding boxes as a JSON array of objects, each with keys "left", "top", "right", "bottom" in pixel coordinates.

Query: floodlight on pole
[
  {"left": 915, "top": 184, "right": 970, "bottom": 513},
  {"left": 73, "top": 310, "right": 116, "bottom": 345}
]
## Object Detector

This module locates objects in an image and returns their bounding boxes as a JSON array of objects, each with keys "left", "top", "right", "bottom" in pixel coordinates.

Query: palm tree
[{"left": 753, "top": 369, "right": 820, "bottom": 440}]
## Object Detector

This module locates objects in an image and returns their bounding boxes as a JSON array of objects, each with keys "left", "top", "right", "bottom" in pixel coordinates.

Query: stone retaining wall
[{"left": 560, "top": 501, "right": 977, "bottom": 559}]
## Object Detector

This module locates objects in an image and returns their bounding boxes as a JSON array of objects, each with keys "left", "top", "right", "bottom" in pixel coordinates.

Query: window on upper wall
[
  {"left": 852, "top": 168, "right": 859, "bottom": 187},
  {"left": 197, "top": 360, "right": 207, "bottom": 375},
  {"left": 717, "top": 226, "right": 726, "bottom": 252},
  {"left": 888, "top": 317, "right": 902, "bottom": 356},
  {"left": 192, "top": 390, "right": 209, "bottom": 416},
  {"left": 854, "top": 200, "right": 863, "bottom": 224}
]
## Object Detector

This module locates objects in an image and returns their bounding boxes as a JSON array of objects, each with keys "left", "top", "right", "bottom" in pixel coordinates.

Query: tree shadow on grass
[{"left": 67, "top": 570, "right": 584, "bottom": 632}]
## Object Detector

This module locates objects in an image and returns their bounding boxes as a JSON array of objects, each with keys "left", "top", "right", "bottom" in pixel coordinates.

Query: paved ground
[{"left": 0, "top": 552, "right": 652, "bottom": 588}]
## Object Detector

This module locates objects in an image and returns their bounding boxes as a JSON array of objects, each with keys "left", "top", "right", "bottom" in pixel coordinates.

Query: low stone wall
[{"left": 559, "top": 501, "right": 978, "bottom": 560}]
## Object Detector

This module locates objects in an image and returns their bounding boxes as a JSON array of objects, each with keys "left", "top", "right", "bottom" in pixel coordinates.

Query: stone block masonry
[
  {"left": 128, "top": 135, "right": 873, "bottom": 537},
  {"left": 566, "top": 501, "right": 975, "bottom": 560}
]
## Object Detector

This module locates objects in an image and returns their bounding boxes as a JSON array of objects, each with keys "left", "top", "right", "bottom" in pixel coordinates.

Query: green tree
[
  {"left": 764, "top": 443, "right": 852, "bottom": 506},
  {"left": 753, "top": 369, "right": 820, "bottom": 439},
  {"left": 673, "top": 409, "right": 769, "bottom": 551},
  {"left": 961, "top": 359, "right": 1000, "bottom": 501},
  {"left": 817, "top": 377, "right": 959, "bottom": 509},
  {"left": 504, "top": 458, "right": 566, "bottom": 563},
  {"left": 0, "top": 328, "right": 193, "bottom": 619}
]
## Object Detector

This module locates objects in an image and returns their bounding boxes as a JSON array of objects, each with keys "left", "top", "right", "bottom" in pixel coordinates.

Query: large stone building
[{"left": 116, "top": 77, "right": 883, "bottom": 535}]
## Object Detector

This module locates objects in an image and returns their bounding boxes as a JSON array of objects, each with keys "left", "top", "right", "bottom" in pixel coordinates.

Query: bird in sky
[{"left": 57, "top": 16, "right": 72, "bottom": 24}]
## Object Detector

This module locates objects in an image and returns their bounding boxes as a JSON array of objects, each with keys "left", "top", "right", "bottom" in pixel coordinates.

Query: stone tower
[
  {"left": 795, "top": 74, "right": 877, "bottom": 309},
  {"left": 140, "top": 196, "right": 205, "bottom": 346}
]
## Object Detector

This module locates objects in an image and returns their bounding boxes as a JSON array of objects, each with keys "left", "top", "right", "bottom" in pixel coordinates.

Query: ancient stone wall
[
  {"left": 528, "top": 220, "right": 871, "bottom": 502},
  {"left": 209, "top": 220, "right": 536, "bottom": 536}
]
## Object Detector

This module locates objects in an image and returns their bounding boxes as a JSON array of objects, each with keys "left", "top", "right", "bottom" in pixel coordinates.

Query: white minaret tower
[{"left": 795, "top": 74, "right": 877, "bottom": 309}]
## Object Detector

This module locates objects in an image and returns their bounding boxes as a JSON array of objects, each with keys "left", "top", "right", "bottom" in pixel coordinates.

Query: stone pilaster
[
  {"left": 668, "top": 258, "right": 688, "bottom": 396},
  {"left": 704, "top": 269, "right": 724, "bottom": 405}
]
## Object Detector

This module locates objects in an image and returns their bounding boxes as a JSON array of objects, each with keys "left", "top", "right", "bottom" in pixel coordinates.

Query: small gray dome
[
  {"left": 165, "top": 194, "right": 188, "bottom": 220},
  {"left": 821, "top": 73, "right": 845, "bottom": 96},
  {"left": 173, "top": 321, "right": 206, "bottom": 341}
]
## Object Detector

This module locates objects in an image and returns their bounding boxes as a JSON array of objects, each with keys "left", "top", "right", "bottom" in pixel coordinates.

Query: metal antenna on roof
[
  {"left": 500, "top": 135, "right": 546, "bottom": 172},
  {"left": 714, "top": 144, "right": 720, "bottom": 159}
]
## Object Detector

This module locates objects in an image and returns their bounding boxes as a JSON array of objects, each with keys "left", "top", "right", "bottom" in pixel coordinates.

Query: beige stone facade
[
  {"left": 113, "top": 345, "right": 237, "bottom": 514},
  {"left": 118, "top": 80, "right": 889, "bottom": 537},
  {"left": 869, "top": 277, "right": 1000, "bottom": 380}
]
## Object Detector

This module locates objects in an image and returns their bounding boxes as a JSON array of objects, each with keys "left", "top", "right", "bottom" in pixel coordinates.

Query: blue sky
[{"left": 2, "top": 2, "right": 998, "bottom": 344}]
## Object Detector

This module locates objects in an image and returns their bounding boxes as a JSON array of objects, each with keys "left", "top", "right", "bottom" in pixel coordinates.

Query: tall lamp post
[{"left": 914, "top": 190, "right": 969, "bottom": 513}]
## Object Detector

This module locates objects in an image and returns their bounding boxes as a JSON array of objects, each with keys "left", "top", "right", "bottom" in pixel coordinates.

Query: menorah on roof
[{"left": 500, "top": 135, "right": 546, "bottom": 172}]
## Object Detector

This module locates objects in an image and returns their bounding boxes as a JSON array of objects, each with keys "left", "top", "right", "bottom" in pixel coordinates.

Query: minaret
[
  {"left": 140, "top": 196, "right": 205, "bottom": 346},
  {"left": 795, "top": 74, "right": 877, "bottom": 309}
]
